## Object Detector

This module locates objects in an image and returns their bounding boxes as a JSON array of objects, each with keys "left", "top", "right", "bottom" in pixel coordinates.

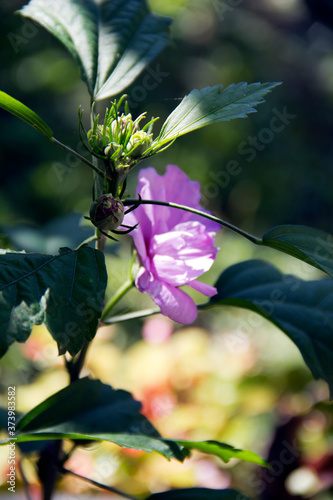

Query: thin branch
[
  {"left": 69, "top": 341, "right": 90, "bottom": 383},
  {"left": 102, "top": 302, "right": 212, "bottom": 325},
  {"left": 50, "top": 137, "right": 105, "bottom": 178},
  {"left": 75, "top": 235, "right": 98, "bottom": 250},
  {"left": 123, "top": 198, "right": 262, "bottom": 245},
  {"left": 60, "top": 466, "right": 138, "bottom": 500},
  {"left": 103, "top": 307, "right": 160, "bottom": 324},
  {"left": 101, "top": 278, "right": 134, "bottom": 320}
]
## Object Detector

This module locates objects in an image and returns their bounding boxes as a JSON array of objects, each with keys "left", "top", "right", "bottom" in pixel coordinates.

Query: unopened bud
[
  {"left": 104, "top": 142, "right": 124, "bottom": 160},
  {"left": 89, "top": 195, "right": 124, "bottom": 231},
  {"left": 126, "top": 131, "right": 152, "bottom": 158}
]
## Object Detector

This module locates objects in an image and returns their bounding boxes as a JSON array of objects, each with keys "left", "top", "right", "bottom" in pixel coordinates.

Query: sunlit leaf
[
  {"left": 0, "top": 246, "right": 107, "bottom": 357},
  {"left": 19, "top": 0, "right": 172, "bottom": 100},
  {"left": 0, "top": 91, "right": 53, "bottom": 138},
  {"left": 176, "top": 440, "right": 268, "bottom": 467},
  {"left": 262, "top": 224, "right": 333, "bottom": 278},
  {"left": 1, "top": 379, "right": 184, "bottom": 461},
  {"left": 151, "top": 82, "right": 280, "bottom": 150},
  {"left": 209, "top": 260, "right": 333, "bottom": 397}
]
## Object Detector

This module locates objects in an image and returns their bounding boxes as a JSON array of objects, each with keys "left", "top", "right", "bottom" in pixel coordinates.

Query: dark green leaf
[
  {"left": 175, "top": 440, "right": 267, "bottom": 467},
  {"left": 3, "top": 378, "right": 184, "bottom": 461},
  {"left": 147, "top": 488, "right": 251, "bottom": 500},
  {"left": 209, "top": 260, "right": 333, "bottom": 397},
  {"left": 262, "top": 225, "right": 333, "bottom": 278},
  {"left": 19, "top": 0, "right": 172, "bottom": 100},
  {"left": 0, "top": 246, "right": 107, "bottom": 357},
  {"left": 0, "top": 91, "right": 53, "bottom": 138},
  {"left": 151, "top": 82, "right": 280, "bottom": 150}
]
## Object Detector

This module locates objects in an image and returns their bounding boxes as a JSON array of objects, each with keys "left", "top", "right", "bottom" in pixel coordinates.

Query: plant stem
[
  {"left": 59, "top": 467, "right": 138, "bottom": 500},
  {"left": 102, "top": 303, "right": 210, "bottom": 325},
  {"left": 124, "top": 198, "right": 262, "bottom": 245},
  {"left": 101, "top": 278, "right": 134, "bottom": 320},
  {"left": 50, "top": 136, "right": 105, "bottom": 178},
  {"left": 75, "top": 235, "right": 98, "bottom": 250},
  {"left": 103, "top": 307, "right": 160, "bottom": 324},
  {"left": 69, "top": 342, "right": 90, "bottom": 383}
]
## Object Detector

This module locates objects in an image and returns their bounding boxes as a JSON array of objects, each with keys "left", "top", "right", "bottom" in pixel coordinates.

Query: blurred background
[{"left": 0, "top": 0, "right": 333, "bottom": 498}]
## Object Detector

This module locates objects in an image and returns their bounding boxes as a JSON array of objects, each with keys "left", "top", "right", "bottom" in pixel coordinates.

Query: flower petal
[
  {"left": 150, "top": 222, "right": 218, "bottom": 286},
  {"left": 152, "top": 281, "right": 198, "bottom": 324},
  {"left": 187, "top": 280, "right": 217, "bottom": 297}
]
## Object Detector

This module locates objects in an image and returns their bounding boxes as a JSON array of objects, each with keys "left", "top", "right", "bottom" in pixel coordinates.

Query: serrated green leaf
[
  {"left": 147, "top": 488, "right": 251, "bottom": 500},
  {"left": 175, "top": 440, "right": 268, "bottom": 467},
  {"left": 151, "top": 82, "right": 280, "bottom": 150},
  {"left": 1, "top": 378, "right": 184, "bottom": 461},
  {"left": 209, "top": 260, "right": 333, "bottom": 397},
  {"left": 0, "top": 246, "right": 107, "bottom": 357},
  {"left": 0, "top": 91, "right": 53, "bottom": 138},
  {"left": 262, "top": 225, "right": 333, "bottom": 278},
  {"left": 19, "top": 0, "right": 171, "bottom": 101}
]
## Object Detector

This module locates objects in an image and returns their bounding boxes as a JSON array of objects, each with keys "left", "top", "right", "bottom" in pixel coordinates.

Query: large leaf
[
  {"left": 151, "top": 82, "right": 280, "bottom": 149},
  {"left": 262, "top": 225, "right": 333, "bottom": 278},
  {"left": 0, "top": 246, "right": 107, "bottom": 357},
  {"left": 175, "top": 440, "right": 267, "bottom": 467},
  {"left": 19, "top": 0, "right": 172, "bottom": 101},
  {"left": 1, "top": 378, "right": 184, "bottom": 461},
  {"left": 0, "top": 91, "right": 53, "bottom": 138},
  {"left": 147, "top": 488, "right": 251, "bottom": 500},
  {"left": 209, "top": 260, "right": 333, "bottom": 397}
]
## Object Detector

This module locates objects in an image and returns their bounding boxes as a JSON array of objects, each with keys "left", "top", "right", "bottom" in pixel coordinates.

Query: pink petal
[
  {"left": 150, "top": 222, "right": 218, "bottom": 286},
  {"left": 123, "top": 165, "right": 220, "bottom": 236},
  {"left": 152, "top": 281, "right": 198, "bottom": 324},
  {"left": 187, "top": 280, "right": 217, "bottom": 297},
  {"left": 135, "top": 268, "right": 198, "bottom": 324}
]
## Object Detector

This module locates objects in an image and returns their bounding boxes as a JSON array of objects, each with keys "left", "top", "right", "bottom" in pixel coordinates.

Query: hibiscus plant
[{"left": 1, "top": 1, "right": 333, "bottom": 500}]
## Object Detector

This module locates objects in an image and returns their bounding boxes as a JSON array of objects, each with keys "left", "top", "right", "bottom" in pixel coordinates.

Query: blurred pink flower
[{"left": 124, "top": 165, "right": 220, "bottom": 323}]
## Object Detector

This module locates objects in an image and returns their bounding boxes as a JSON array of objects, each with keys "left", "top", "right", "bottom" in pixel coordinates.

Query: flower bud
[
  {"left": 126, "top": 131, "right": 152, "bottom": 158},
  {"left": 87, "top": 125, "right": 108, "bottom": 153},
  {"left": 89, "top": 195, "right": 124, "bottom": 231},
  {"left": 104, "top": 142, "right": 124, "bottom": 160},
  {"left": 110, "top": 113, "right": 133, "bottom": 138}
]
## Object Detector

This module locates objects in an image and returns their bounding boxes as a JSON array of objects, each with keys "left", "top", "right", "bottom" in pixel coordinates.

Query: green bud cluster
[{"left": 86, "top": 95, "right": 157, "bottom": 168}]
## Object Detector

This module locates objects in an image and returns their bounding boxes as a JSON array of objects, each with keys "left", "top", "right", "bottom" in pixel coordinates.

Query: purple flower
[{"left": 124, "top": 165, "right": 220, "bottom": 323}]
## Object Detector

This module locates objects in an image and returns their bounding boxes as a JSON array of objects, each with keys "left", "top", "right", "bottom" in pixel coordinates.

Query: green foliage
[
  {"left": 262, "top": 224, "right": 333, "bottom": 278},
  {"left": 147, "top": 488, "right": 251, "bottom": 500},
  {"left": 210, "top": 259, "right": 333, "bottom": 397},
  {"left": 1, "top": 378, "right": 184, "bottom": 461},
  {"left": 150, "top": 83, "right": 281, "bottom": 152},
  {"left": 19, "top": 0, "right": 172, "bottom": 101},
  {"left": 0, "top": 90, "right": 53, "bottom": 139},
  {"left": 0, "top": 246, "right": 107, "bottom": 357},
  {"left": 175, "top": 440, "right": 268, "bottom": 467}
]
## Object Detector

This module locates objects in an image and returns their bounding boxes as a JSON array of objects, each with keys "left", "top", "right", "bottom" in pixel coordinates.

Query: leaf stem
[
  {"left": 103, "top": 307, "right": 160, "bottom": 324},
  {"left": 75, "top": 235, "right": 98, "bottom": 250},
  {"left": 59, "top": 466, "right": 138, "bottom": 500},
  {"left": 50, "top": 137, "right": 105, "bottom": 178},
  {"left": 69, "top": 342, "right": 90, "bottom": 383},
  {"left": 101, "top": 278, "right": 134, "bottom": 320},
  {"left": 123, "top": 198, "right": 262, "bottom": 245}
]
